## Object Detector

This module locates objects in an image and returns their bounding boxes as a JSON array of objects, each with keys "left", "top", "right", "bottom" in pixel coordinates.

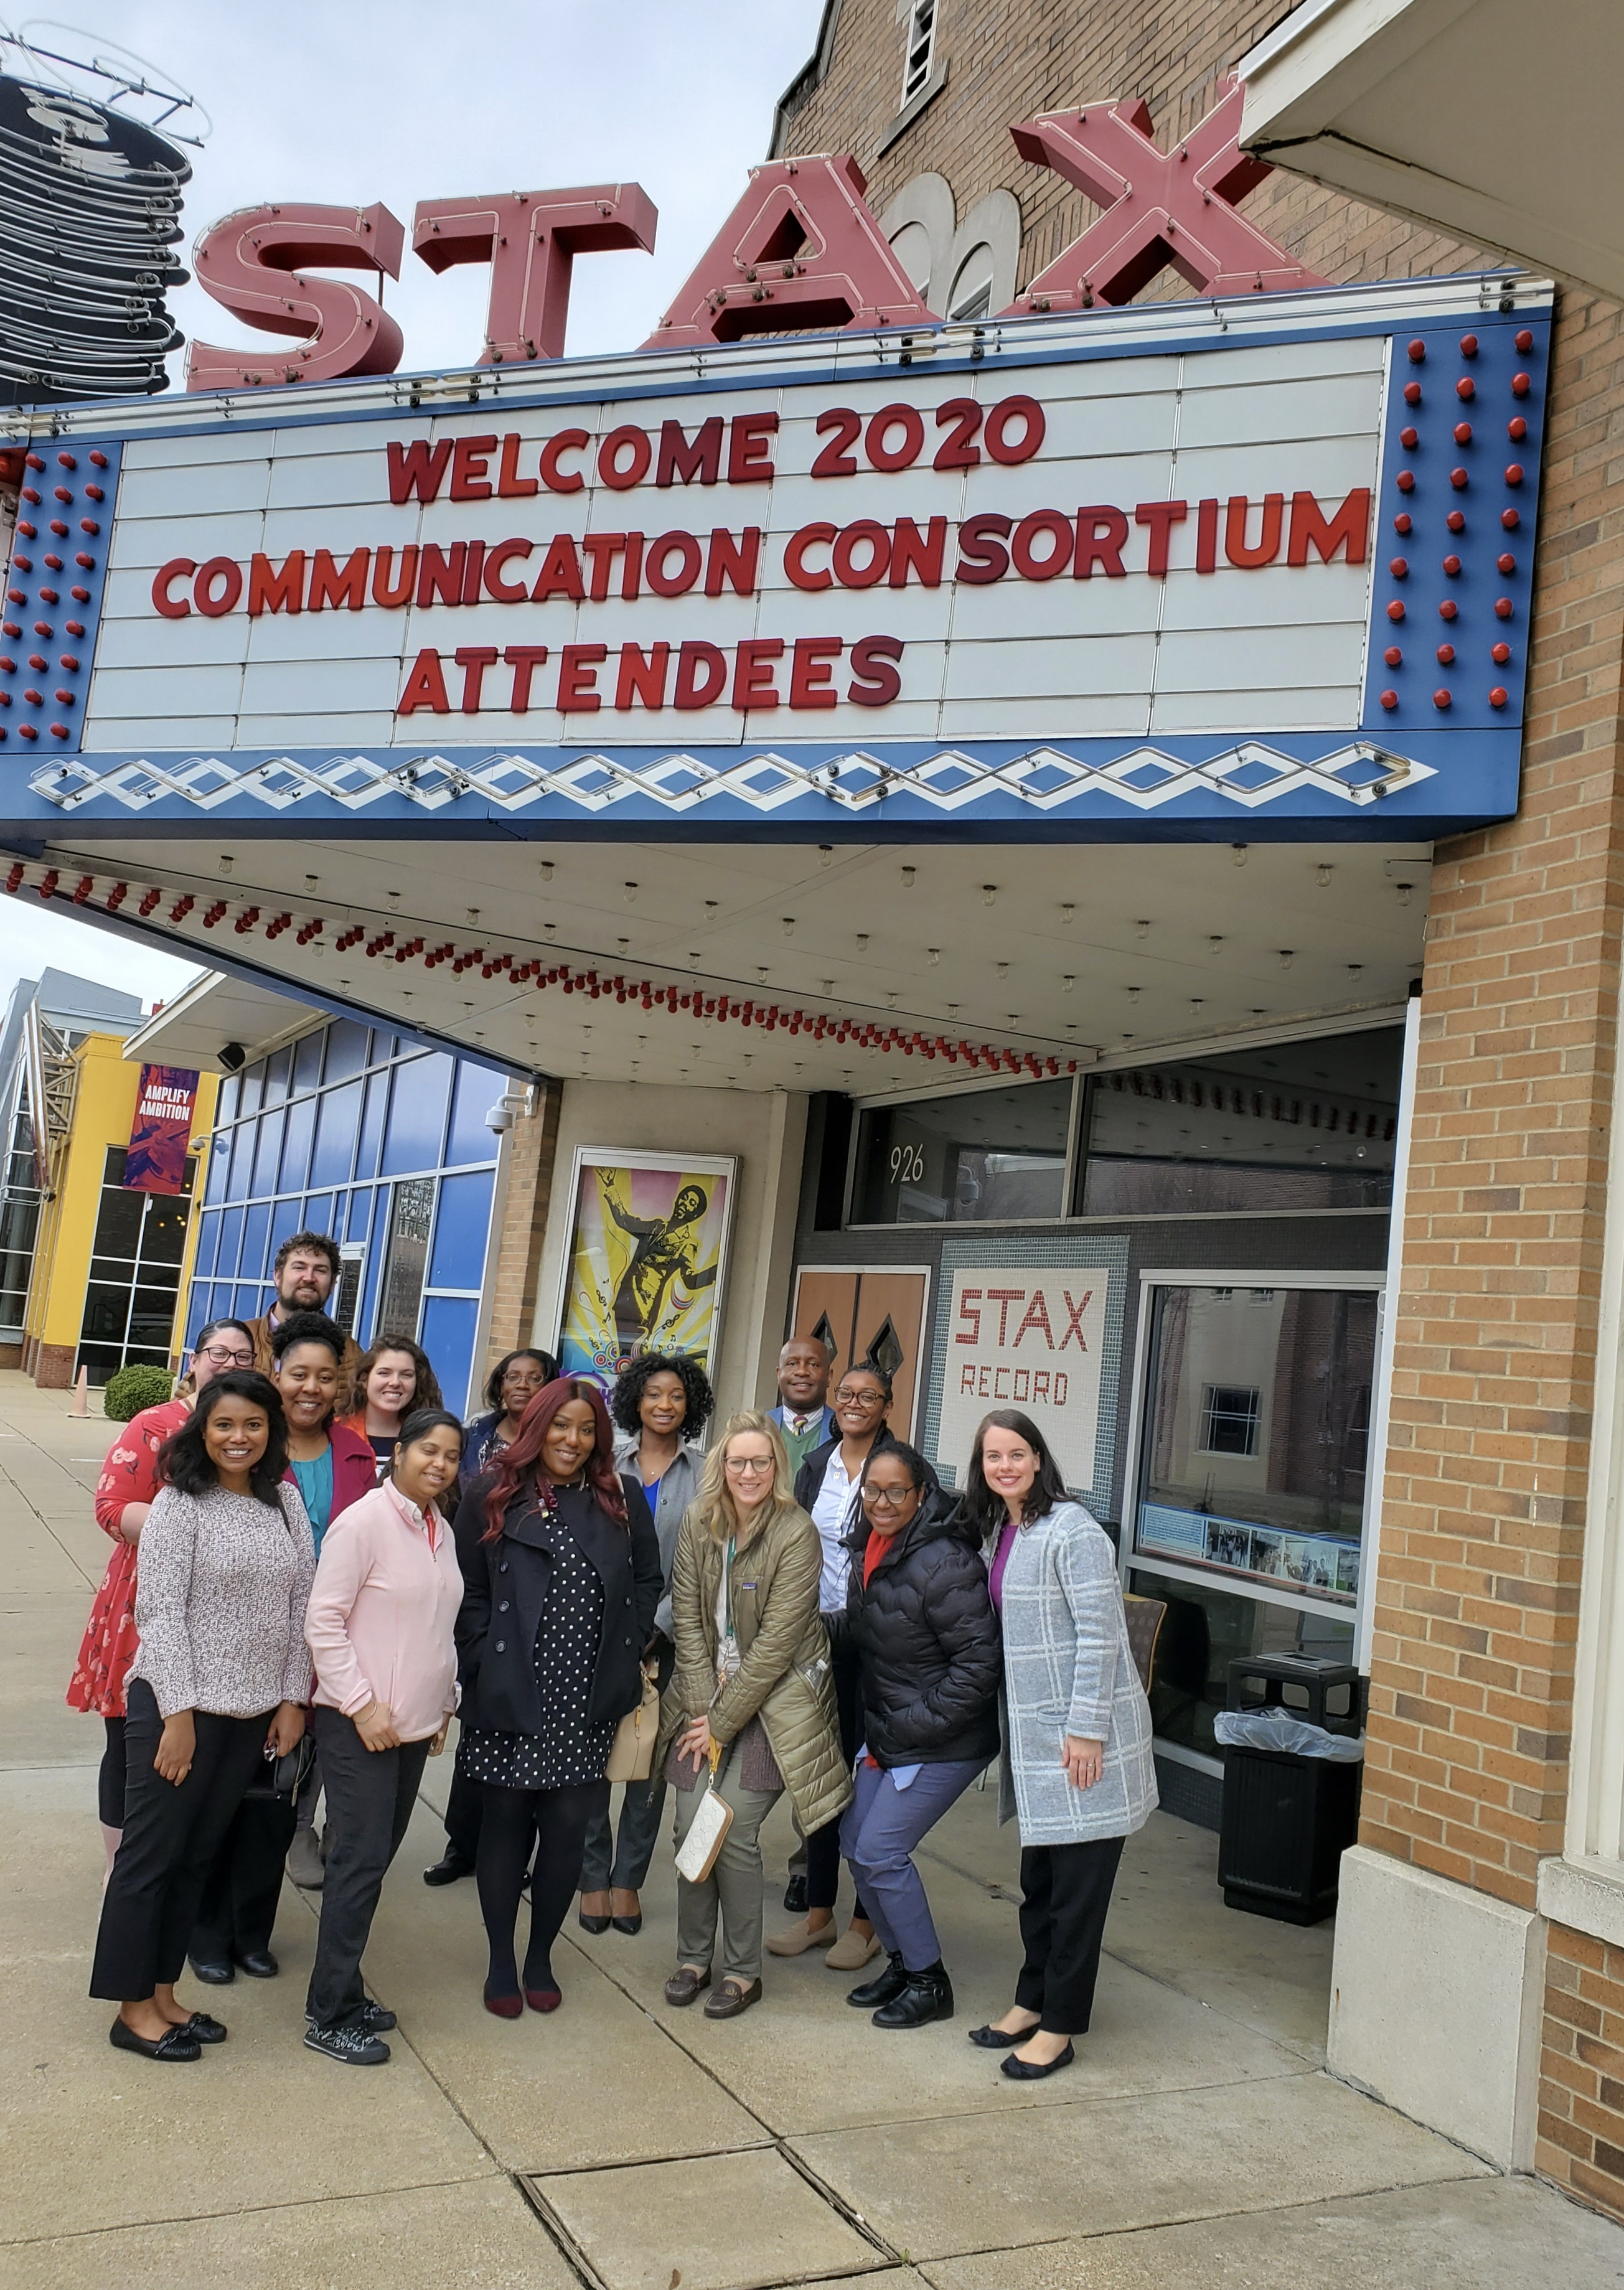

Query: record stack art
[{"left": 0, "top": 72, "right": 189, "bottom": 406}]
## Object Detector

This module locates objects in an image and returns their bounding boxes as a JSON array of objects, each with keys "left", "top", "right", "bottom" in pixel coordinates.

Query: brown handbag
[{"left": 604, "top": 1663, "right": 661, "bottom": 1784}]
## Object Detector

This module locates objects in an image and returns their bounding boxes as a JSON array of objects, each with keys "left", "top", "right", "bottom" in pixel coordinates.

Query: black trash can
[{"left": 1216, "top": 1653, "right": 1363, "bottom": 1925}]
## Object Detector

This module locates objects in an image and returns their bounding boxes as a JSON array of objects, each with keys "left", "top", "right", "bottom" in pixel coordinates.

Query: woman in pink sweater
[{"left": 301, "top": 1407, "right": 466, "bottom": 2065}]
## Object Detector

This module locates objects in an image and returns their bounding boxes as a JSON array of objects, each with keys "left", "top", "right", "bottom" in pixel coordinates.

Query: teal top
[{"left": 290, "top": 1445, "right": 336, "bottom": 1551}]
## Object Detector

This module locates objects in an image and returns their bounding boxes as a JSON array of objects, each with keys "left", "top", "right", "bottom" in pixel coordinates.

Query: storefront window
[
  {"left": 1079, "top": 1026, "right": 1402, "bottom": 1215},
  {"left": 851, "top": 1078, "right": 1072, "bottom": 1224},
  {"left": 1133, "top": 1282, "right": 1378, "bottom": 1610},
  {"left": 76, "top": 1147, "right": 197, "bottom": 1385},
  {"left": 1130, "top": 1567, "right": 1357, "bottom": 1759}
]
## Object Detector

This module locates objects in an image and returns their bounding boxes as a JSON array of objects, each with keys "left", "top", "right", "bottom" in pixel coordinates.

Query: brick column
[
  {"left": 482, "top": 1081, "right": 560, "bottom": 1377},
  {"left": 1330, "top": 290, "right": 1624, "bottom": 2172}
]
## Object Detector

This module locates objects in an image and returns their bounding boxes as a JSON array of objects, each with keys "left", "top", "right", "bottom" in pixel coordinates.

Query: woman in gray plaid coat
[{"left": 964, "top": 1408, "right": 1155, "bottom": 2081}]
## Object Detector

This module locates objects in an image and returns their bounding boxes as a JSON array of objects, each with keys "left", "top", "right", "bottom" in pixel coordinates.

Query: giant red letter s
[{"left": 187, "top": 204, "right": 406, "bottom": 391}]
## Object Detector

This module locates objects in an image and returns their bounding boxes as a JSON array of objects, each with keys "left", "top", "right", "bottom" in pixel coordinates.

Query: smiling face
[
  {"left": 723, "top": 1430, "right": 777, "bottom": 1515},
  {"left": 834, "top": 1371, "right": 889, "bottom": 1440},
  {"left": 498, "top": 1354, "right": 550, "bottom": 1425},
  {"left": 394, "top": 1421, "right": 463, "bottom": 1509},
  {"left": 980, "top": 1424, "right": 1040, "bottom": 1518},
  {"left": 540, "top": 1396, "right": 598, "bottom": 1483},
  {"left": 639, "top": 1368, "right": 688, "bottom": 1439},
  {"left": 274, "top": 1339, "right": 340, "bottom": 1434},
  {"left": 190, "top": 1326, "right": 254, "bottom": 1394},
  {"left": 204, "top": 1392, "right": 270, "bottom": 1485},
  {"left": 778, "top": 1339, "right": 832, "bottom": 1412},
  {"left": 863, "top": 1450, "right": 922, "bottom": 1534},
  {"left": 365, "top": 1349, "right": 418, "bottom": 1424},
  {"left": 276, "top": 1247, "right": 334, "bottom": 1313}
]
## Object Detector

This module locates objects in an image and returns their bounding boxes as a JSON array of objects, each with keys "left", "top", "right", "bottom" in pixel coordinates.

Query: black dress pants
[
  {"left": 90, "top": 1680, "right": 272, "bottom": 2002},
  {"left": 1014, "top": 1834, "right": 1125, "bottom": 2035},
  {"left": 443, "top": 1734, "right": 484, "bottom": 1863},
  {"left": 306, "top": 1706, "right": 431, "bottom": 2029},
  {"left": 805, "top": 1628, "right": 867, "bottom": 1916},
  {"left": 100, "top": 1715, "right": 126, "bottom": 1829},
  {"left": 192, "top": 1786, "right": 297, "bottom": 1962}
]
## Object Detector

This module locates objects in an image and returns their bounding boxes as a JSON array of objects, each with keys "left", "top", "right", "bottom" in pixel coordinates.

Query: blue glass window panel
[
  {"left": 310, "top": 1078, "right": 362, "bottom": 1190},
  {"left": 279, "top": 1093, "right": 316, "bottom": 1194},
  {"left": 215, "top": 1205, "right": 244, "bottom": 1279},
  {"left": 185, "top": 1287, "right": 214, "bottom": 1346},
  {"left": 322, "top": 1020, "right": 367, "bottom": 1083},
  {"left": 204, "top": 1138, "right": 230, "bottom": 1204},
  {"left": 251, "top": 1110, "right": 284, "bottom": 1196},
  {"left": 372, "top": 1033, "right": 398, "bottom": 1064},
  {"left": 224, "top": 1123, "right": 250, "bottom": 1198},
  {"left": 346, "top": 1188, "right": 374, "bottom": 1242},
  {"left": 303, "top": 1194, "right": 334, "bottom": 1242},
  {"left": 262, "top": 1048, "right": 291, "bottom": 1106},
  {"left": 358, "top": 1229, "right": 386, "bottom": 1346},
  {"left": 382, "top": 1053, "right": 452, "bottom": 1176},
  {"left": 240, "top": 1201, "right": 271, "bottom": 1284},
  {"left": 238, "top": 1064, "right": 264, "bottom": 1119},
  {"left": 418, "top": 1294, "right": 479, "bottom": 1417},
  {"left": 292, "top": 1031, "right": 324, "bottom": 1093},
  {"left": 194, "top": 1212, "right": 220, "bottom": 1277},
  {"left": 356, "top": 1072, "right": 388, "bottom": 1180},
  {"left": 446, "top": 1061, "right": 505, "bottom": 1170},
  {"left": 428, "top": 1168, "right": 494, "bottom": 1290},
  {"left": 215, "top": 1074, "right": 241, "bottom": 1126}
]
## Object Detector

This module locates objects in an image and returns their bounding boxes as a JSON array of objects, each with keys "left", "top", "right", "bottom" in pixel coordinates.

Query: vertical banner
[
  {"left": 553, "top": 1147, "right": 736, "bottom": 1387},
  {"left": 122, "top": 1064, "right": 199, "bottom": 1195}
]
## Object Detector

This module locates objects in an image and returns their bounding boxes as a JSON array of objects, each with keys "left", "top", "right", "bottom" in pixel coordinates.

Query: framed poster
[{"left": 552, "top": 1147, "right": 736, "bottom": 1387}]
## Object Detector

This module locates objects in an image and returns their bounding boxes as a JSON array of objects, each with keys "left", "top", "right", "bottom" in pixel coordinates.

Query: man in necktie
[{"left": 771, "top": 1335, "right": 837, "bottom": 1478}]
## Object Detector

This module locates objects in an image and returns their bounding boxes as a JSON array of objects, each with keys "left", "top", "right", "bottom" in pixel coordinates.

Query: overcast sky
[{"left": 0, "top": 0, "right": 824, "bottom": 1017}]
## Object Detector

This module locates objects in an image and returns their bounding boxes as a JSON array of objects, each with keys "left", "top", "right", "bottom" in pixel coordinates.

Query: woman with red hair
[{"left": 451, "top": 1379, "right": 661, "bottom": 2017}]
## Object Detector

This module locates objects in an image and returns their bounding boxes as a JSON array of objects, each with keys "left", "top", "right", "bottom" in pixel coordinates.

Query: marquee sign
[{"left": 0, "top": 274, "right": 1549, "bottom": 842}]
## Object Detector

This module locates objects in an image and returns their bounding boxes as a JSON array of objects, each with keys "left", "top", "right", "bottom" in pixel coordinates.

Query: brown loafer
[
  {"left": 663, "top": 1964, "right": 712, "bottom": 2007},
  {"left": 703, "top": 1977, "right": 762, "bottom": 2020}
]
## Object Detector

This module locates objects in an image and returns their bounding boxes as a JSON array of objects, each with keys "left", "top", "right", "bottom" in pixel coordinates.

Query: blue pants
[{"left": 840, "top": 1756, "right": 985, "bottom": 1971}]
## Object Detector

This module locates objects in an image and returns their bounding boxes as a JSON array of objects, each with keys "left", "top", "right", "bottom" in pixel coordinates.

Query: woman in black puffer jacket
[{"left": 837, "top": 1442, "right": 1002, "bottom": 2031}]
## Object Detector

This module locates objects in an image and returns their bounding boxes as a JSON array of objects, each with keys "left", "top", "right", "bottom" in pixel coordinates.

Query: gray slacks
[{"left": 672, "top": 1758, "right": 782, "bottom": 1985}]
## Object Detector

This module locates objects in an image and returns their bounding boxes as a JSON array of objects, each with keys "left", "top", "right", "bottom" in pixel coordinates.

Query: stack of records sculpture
[{"left": 0, "top": 68, "right": 190, "bottom": 406}]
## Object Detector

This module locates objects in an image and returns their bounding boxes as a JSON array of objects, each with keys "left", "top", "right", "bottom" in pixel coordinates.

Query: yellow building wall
[{"left": 22, "top": 1039, "right": 218, "bottom": 1388}]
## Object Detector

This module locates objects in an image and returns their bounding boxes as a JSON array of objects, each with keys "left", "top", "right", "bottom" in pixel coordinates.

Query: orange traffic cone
[{"left": 68, "top": 1364, "right": 88, "bottom": 1417}]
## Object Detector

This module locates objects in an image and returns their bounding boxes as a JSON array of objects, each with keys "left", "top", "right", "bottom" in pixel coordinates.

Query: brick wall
[
  {"left": 482, "top": 1081, "right": 560, "bottom": 1376},
  {"left": 1541, "top": 1921, "right": 1624, "bottom": 2218}
]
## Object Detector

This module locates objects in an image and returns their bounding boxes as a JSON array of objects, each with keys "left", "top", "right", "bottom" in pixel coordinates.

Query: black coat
[
  {"left": 452, "top": 1470, "right": 662, "bottom": 1737},
  {"left": 842, "top": 1487, "right": 1002, "bottom": 1768}
]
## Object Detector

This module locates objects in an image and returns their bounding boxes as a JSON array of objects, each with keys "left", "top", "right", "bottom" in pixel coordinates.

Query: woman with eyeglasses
[
  {"left": 838, "top": 1443, "right": 1002, "bottom": 2029},
  {"left": 339, "top": 1337, "right": 444, "bottom": 1477},
  {"left": 659, "top": 1415, "right": 848, "bottom": 2020},
  {"left": 769, "top": 1362, "right": 898, "bottom": 1969},
  {"left": 68, "top": 1319, "right": 256, "bottom": 1881},
  {"left": 461, "top": 1349, "right": 561, "bottom": 1484},
  {"left": 453, "top": 1379, "right": 660, "bottom": 2017}
]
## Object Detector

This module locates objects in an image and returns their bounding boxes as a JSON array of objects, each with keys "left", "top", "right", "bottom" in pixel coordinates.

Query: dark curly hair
[
  {"left": 610, "top": 1351, "right": 715, "bottom": 1440},
  {"left": 157, "top": 1371, "right": 289, "bottom": 1507}
]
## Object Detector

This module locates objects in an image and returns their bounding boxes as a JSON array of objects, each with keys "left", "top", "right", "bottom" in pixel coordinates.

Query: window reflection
[{"left": 852, "top": 1079, "right": 1071, "bottom": 1225}]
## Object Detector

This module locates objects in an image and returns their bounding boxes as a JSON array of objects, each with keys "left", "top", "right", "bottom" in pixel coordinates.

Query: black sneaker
[
  {"left": 305, "top": 1999, "right": 396, "bottom": 2034},
  {"left": 304, "top": 2019, "right": 390, "bottom": 2066}
]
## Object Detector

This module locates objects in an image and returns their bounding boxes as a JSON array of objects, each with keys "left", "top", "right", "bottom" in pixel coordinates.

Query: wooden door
[{"left": 790, "top": 1267, "right": 931, "bottom": 1443}]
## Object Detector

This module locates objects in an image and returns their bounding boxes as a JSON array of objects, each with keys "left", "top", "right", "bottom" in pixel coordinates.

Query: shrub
[{"left": 103, "top": 1364, "right": 176, "bottom": 1421}]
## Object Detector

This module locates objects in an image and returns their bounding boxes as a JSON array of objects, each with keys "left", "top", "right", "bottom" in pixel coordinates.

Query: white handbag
[{"left": 674, "top": 1746, "right": 734, "bottom": 1884}]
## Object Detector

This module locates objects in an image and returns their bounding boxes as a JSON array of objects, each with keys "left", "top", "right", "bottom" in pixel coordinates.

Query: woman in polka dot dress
[{"left": 452, "top": 1379, "right": 661, "bottom": 2017}]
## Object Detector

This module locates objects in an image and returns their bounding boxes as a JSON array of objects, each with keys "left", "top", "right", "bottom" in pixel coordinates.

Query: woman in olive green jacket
[{"left": 659, "top": 1412, "right": 850, "bottom": 2019}]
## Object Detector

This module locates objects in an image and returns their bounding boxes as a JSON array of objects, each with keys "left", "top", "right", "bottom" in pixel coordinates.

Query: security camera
[
  {"left": 219, "top": 1042, "right": 246, "bottom": 1073},
  {"left": 485, "top": 1100, "right": 515, "bottom": 1133}
]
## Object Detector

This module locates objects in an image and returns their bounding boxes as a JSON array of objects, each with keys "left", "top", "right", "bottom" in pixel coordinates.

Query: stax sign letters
[{"left": 939, "top": 1269, "right": 1110, "bottom": 1494}]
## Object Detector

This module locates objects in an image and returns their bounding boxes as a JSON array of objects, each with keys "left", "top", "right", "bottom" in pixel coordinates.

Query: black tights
[{"left": 477, "top": 1780, "right": 601, "bottom": 2002}]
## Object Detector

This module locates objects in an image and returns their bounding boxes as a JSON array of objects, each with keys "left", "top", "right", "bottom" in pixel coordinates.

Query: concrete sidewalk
[{"left": 0, "top": 1369, "right": 1616, "bottom": 2289}]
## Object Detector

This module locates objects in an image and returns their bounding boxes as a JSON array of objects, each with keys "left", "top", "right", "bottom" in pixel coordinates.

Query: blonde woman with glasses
[{"left": 659, "top": 1414, "right": 850, "bottom": 2020}]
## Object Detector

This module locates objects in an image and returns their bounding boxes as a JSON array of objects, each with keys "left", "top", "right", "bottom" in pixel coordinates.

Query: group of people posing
[{"left": 72, "top": 1231, "right": 1157, "bottom": 2079}]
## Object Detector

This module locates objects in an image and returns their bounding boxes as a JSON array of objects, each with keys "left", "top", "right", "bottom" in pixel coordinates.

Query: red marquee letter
[
  {"left": 187, "top": 203, "right": 405, "bottom": 390},
  {"left": 413, "top": 185, "right": 657, "bottom": 365}
]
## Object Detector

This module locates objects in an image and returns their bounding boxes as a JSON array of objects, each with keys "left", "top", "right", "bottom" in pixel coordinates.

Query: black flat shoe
[
  {"left": 968, "top": 2021, "right": 1037, "bottom": 2048},
  {"left": 234, "top": 1949, "right": 278, "bottom": 1979},
  {"left": 423, "top": 1849, "right": 474, "bottom": 1887},
  {"left": 578, "top": 1910, "right": 612, "bottom": 1934},
  {"left": 1001, "top": 2040, "right": 1075, "bottom": 2080},
  {"left": 187, "top": 1956, "right": 234, "bottom": 1986},
  {"left": 110, "top": 2017, "right": 202, "bottom": 2062},
  {"left": 184, "top": 2012, "right": 228, "bottom": 2044},
  {"left": 873, "top": 1966, "right": 954, "bottom": 2030},
  {"left": 848, "top": 1950, "right": 907, "bottom": 2010},
  {"left": 611, "top": 1913, "right": 642, "bottom": 1936},
  {"left": 782, "top": 1874, "right": 809, "bottom": 1914}
]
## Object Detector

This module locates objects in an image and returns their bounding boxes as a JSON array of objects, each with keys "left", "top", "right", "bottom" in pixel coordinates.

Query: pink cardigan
[{"left": 304, "top": 1479, "right": 462, "bottom": 1742}]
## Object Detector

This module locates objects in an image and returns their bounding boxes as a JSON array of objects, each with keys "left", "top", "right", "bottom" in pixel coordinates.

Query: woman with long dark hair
[
  {"left": 302, "top": 1408, "right": 466, "bottom": 2065},
  {"left": 68, "top": 1318, "right": 256, "bottom": 1880},
  {"left": 89, "top": 1373, "right": 314, "bottom": 2062},
  {"left": 452, "top": 1379, "right": 660, "bottom": 2016},
  {"left": 579, "top": 1349, "right": 715, "bottom": 1936},
  {"left": 962, "top": 1409, "right": 1156, "bottom": 2080}
]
